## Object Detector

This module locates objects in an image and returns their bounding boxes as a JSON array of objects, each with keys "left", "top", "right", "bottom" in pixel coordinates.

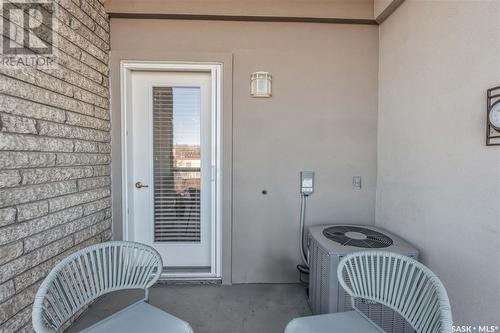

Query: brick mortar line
[
  {"left": 0, "top": 228, "right": 103, "bottom": 303},
  {"left": 0, "top": 194, "right": 112, "bottom": 249},
  {"left": 0, "top": 299, "right": 43, "bottom": 332},
  {"left": 0, "top": 151, "right": 111, "bottom": 156},
  {"left": 0, "top": 146, "right": 111, "bottom": 155},
  {"left": 0, "top": 302, "right": 32, "bottom": 331},
  {"left": 6, "top": 1, "right": 109, "bottom": 65},
  {"left": 0, "top": 71, "right": 109, "bottom": 111},
  {"left": 0, "top": 151, "right": 110, "bottom": 157},
  {"left": 0, "top": 76, "right": 109, "bottom": 120},
  {"left": 76, "top": 0, "right": 110, "bottom": 31},
  {"left": 0, "top": 227, "right": 112, "bottom": 324},
  {"left": 53, "top": 5, "right": 110, "bottom": 62},
  {"left": 63, "top": 112, "right": 111, "bottom": 131},
  {"left": 8, "top": 166, "right": 109, "bottom": 180},
  {"left": 0, "top": 181, "right": 111, "bottom": 198},
  {"left": 0, "top": 111, "right": 111, "bottom": 133},
  {"left": 0, "top": 182, "right": 111, "bottom": 210},
  {"left": 51, "top": 5, "right": 110, "bottom": 63},
  {"left": 65, "top": 0, "right": 110, "bottom": 35},
  {"left": 0, "top": 160, "right": 111, "bottom": 172},
  {"left": 2, "top": 173, "right": 110, "bottom": 190},
  {"left": 0, "top": 150, "right": 111, "bottom": 157},
  {"left": 1, "top": 196, "right": 110, "bottom": 228},
  {"left": 1, "top": 22, "right": 108, "bottom": 83},
  {"left": 19, "top": 208, "right": 112, "bottom": 256},
  {"left": 0, "top": 92, "right": 110, "bottom": 122},
  {"left": 0, "top": 65, "right": 109, "bottom": 100},
  {"left": 1, "top": 16, "right": 109, "bottom": 82},
  {"left": 0, "top": 110, "right": 110, "bottom": 133},
  {"left": 0, "top": 193, "right": 111, "bottom": 228},
  {"left": 0, "top": 123, "right": 111, "bottom": 144},
  {"left": 57, "top": 0, "right": 110, "bottom": 47},
  {"left": 56, "top": 0, "right": 110, "bottom": 46},
  {"left": 0, "top": 166, "right": 110, "bottom": 175},
  {"left": 2, "top": 228, "right": 110, "bottom": 301},
  {"left": 0, "top": 133, "right": 111, "bottom": 147}
]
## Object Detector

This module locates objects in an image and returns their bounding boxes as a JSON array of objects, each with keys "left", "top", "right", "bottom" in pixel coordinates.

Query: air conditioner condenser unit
[{"left": 308, "top": 225, "right": 419, "bottom": 333}]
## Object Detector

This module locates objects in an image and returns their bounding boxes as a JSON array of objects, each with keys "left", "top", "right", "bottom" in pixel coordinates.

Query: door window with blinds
[{"left": 153, "top": 87, "right": 202, "bottom": 243}]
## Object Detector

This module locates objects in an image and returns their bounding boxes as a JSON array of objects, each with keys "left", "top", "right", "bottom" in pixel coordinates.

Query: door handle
[{"left": 135, "top": 181, "right": 149, "bottom": 189}]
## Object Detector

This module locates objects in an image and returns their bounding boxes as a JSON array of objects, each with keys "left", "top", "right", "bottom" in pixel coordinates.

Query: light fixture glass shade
[{"left": 250, "top": 71, "right": 272, "bottom": 97}]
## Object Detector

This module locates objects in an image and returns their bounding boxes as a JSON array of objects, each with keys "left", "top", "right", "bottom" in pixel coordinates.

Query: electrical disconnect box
[{"left": 300, "top": 171, "right": 314, "bottom": 195}]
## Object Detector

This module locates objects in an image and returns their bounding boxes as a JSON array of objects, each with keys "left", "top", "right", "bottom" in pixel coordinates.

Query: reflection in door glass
[{"left": 153, "top": 87, "right": 201, "bottom": 242}]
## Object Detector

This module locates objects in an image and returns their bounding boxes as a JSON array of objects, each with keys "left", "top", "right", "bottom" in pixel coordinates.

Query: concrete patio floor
[{"left": 68, "top": 283, "right": 311, "bottom": 333}]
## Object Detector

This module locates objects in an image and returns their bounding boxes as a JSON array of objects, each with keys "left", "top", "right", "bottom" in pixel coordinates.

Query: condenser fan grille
[{"left": 323, "top": 226, "right": 393, "bottom": 248}]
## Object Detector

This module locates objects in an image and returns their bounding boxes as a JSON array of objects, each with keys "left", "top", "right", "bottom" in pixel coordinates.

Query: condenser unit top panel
[{"left": 309, "top": 224, "right": 418, "bottom": 256}]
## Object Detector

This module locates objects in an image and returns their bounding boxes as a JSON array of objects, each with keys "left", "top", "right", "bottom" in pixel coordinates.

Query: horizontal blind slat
[{"left": 153, "top": 86, "right": 202, "bottom": 243}]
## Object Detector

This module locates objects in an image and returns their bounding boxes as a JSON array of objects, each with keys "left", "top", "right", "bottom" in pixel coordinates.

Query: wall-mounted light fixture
[{"left": 250, "top": 71, "right": 272, "bottom": 97}]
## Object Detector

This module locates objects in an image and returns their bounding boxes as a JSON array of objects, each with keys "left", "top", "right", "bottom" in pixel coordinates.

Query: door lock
[{"left": 135, "top": 181, "right": 149, "bottom": 189}]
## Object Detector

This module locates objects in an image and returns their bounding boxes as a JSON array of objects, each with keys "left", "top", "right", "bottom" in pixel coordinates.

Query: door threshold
[
  {"left": 163, "top": 266, "right": 211, "bottom": 274},
  {"left": 157, "top": 277, "right": 222, "bottom": 285},
  {"left": 160, "top": 266, "right": 221, "bottom": 284}
]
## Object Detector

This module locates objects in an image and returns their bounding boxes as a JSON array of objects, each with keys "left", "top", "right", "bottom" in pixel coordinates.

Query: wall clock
[
  {"left": 488, "top": 100, "right": 500, "bottom": 130},
  {"left": 486, "top": 86, "right": 500, "bottom": 146}
]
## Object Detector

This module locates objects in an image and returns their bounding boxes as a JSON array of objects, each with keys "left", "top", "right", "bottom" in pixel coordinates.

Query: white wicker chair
[
  {"left": 32, "top": 241, "right": 193, "bottom": 333},
  {"left": 285, "top": 251, "right": 453, "bottom": 333}
]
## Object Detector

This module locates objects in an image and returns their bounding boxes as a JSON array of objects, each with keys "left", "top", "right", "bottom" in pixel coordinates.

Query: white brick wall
[{"left": 0, "top": 0, "right": 111, "bottom": 331}]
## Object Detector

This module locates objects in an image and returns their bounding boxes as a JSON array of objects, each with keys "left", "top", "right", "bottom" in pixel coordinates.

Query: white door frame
[{"left": 120, "top": 61, "right": 223, "bottom": 279}]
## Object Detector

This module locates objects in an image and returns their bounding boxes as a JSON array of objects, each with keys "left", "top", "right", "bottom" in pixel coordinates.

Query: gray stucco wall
[
  {"left": 110, "top": 19, "right": 379, "bottom": 283},
  {"left": 0, "top": 0, "right": 111, "bottom": 331},
  {"left": 376, "top": 0, "right": 500, "bottom": 325}
]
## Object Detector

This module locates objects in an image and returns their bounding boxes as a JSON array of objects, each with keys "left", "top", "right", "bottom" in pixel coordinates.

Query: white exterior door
[{"left": 127, "top": 69, "right": 217, "bottom": 275}]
